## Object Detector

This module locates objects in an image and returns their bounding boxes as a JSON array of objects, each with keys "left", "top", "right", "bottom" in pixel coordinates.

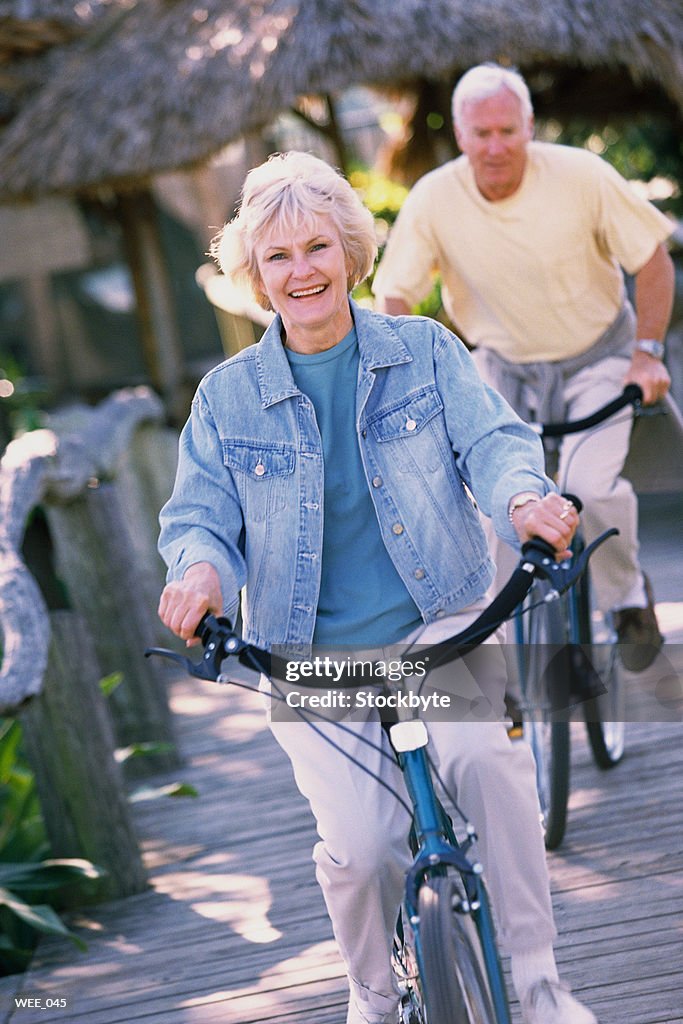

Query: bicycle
[
  {"left": 516, "top": 383, "right": 645, "bottom": 850},
  {"left": 147, "top": 528, "right": 613, "bottom": 1024}
]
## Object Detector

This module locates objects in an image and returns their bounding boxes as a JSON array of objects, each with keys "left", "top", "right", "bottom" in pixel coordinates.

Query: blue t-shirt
[{"left": 286, "top": 327, "right": 423, "bottom": 646}]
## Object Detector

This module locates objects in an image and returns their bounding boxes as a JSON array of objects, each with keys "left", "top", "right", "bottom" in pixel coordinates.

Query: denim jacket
[{"left": 159, "top": 301, "right": 552, "bottom": 650}]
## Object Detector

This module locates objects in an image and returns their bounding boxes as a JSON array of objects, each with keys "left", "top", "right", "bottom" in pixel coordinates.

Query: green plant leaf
[
  {"left": 0, "top": 721, "right": 22, "bottom": 779},
  {"left": 99, "top": 672, "right": 124, "bottom": 697},
  {"left": 0, "top": 889, "right": 86, "bottom": 950},
  {"left": 115, "top": 741, "right": 176, "bottom": 763},
  {"left": 129, "top": 781, "right": 198, "bottom": 802},
  {"left": 0, "top": 859, "right": 105, "bottom": 894}
]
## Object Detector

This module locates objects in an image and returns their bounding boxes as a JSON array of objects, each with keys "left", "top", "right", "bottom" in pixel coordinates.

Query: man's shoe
[
  {"left": 614, "top": 574, "right": 664, "bottom": 672},
  {"left": 505, "top": 692, "right": 524, "bottom": 739},
  {"left": 522, "top": 979, "right": 597, "bottom": 1024}
]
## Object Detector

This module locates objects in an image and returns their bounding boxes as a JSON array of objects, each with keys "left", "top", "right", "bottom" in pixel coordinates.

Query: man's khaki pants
[{"left": 475, "top": 350, "right": 646, "bottom": 613}]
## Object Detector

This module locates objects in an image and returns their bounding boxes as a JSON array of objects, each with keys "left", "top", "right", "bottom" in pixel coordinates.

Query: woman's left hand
[{"left": 510, "top": 493, "right": 579, "bottom": 561}]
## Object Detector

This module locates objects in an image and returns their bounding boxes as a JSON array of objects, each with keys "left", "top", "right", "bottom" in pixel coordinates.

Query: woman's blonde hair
[{"left": 212, "top": 151, "right": 377, "bottom": 310}]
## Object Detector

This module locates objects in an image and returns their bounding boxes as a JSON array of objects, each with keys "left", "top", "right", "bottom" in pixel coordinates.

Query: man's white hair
[{"left": 452, "top": 63, "right": 533, "bottom": 129}]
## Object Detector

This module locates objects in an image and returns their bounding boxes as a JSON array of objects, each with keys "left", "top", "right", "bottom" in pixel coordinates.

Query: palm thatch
[
  {"left": 0, "top": 0, "right": 682, "bottom": 200},
  {"left": 0, "top": 0, "right": 107, "bottom": 124}
]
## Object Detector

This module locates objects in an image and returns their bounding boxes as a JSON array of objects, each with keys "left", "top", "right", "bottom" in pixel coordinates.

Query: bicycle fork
[{"left": 394, "top": 724, "right": 511, "bottom": 1024}]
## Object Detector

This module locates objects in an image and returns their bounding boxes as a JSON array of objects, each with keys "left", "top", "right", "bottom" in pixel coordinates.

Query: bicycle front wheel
[
  {"left": 393, "top": 912, "right": 427, "bottom": 1024},
  {"left": 419, "top": 876, "right": 496, "bottom": 1024}
]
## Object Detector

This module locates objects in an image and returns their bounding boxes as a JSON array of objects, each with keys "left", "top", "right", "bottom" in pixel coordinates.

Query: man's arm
[
  {"left": 626, "top": 243, "right": 674, "bottom": 404},
  {"left": 376, "top": 296, "right": 411, "bottom": 316}
]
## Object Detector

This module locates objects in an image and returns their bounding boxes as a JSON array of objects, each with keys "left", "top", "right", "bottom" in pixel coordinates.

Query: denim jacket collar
[{"left": 253, "top": 298, "right": 413, "bottom": 408}]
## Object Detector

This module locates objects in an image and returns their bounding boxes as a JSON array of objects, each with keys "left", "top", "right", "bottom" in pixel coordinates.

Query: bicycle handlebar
[
  {"left": 531, "top": 384, "right": 643, "bottom": 438},
  {"left": 145, "top": 526, "right": 618, "bottom": 685}
]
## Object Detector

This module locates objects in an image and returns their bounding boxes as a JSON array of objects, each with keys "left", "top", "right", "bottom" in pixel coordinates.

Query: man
[{"left": 373, "top": 62, "right": 675, "bottom": 671}]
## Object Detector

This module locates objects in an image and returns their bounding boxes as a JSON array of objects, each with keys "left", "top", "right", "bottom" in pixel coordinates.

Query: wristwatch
[
  {"left": 634, "top": 338, "right": 665, "bottom": 360},
  {"left": 508, "top": 492, "right": 541, "bottom": 523}
]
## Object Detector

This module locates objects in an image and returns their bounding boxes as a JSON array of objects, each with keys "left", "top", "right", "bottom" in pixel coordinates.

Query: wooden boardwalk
[{"left": 2, "top": 493, "right": 682, "bottom": 1024}]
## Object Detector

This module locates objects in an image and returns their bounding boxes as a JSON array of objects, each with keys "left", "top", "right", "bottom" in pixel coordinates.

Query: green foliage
[
  {"left": 349, "top": 167, "right": 407, "bottom": 306},
  {"left": 0, "top": 721, "right": 48, "bottom": 865},
  {"left": 349, "top": 167, "right": 408, "bottom": 227},
  {"left": 116, "top": 741, "right": 176, "bottom": 764},
  {"left": 98, "top": 671, "right": 124, "bottom": 698},
  {"left": 0, "top": 721, "right": 106, "bottom": 975},
  {"left": 0, "top": 861, "right": 105, "bottom": 974},
  {"left": 348, "top": 168, "right": 446, "bottom": 314},
  {"left": 0, "top": 352, "right": 49, "bottom": 447},
  {"left": 129, "top": 781, "right": 199, "bottom": 802}
]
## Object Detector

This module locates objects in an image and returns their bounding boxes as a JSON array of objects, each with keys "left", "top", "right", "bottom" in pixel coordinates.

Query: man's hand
[
  {"left": 624, "top": 350, "right": 671, "bottom": 405},
  {"left": 158, "top": 562, "right": 223, "bottom": 645},
  {"left": 510, "top": 493, "right": 579, "bottom": 561}
]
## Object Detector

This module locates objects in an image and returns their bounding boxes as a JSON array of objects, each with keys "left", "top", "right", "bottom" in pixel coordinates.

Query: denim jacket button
[
  {"left": 392, "top": 523, "right": 404, "bottom": 535},
  {"left": 405, "top": 418, "right": 417, "bottom": 431},
  {"left": 254, "top": 462, "right": 266, "bottom": 477},
  {"left": 372, "top": 476, "right": 383, "bottom": 488},
  {"left": 414, "top": 568, "right": 425, "bottom": 579}
]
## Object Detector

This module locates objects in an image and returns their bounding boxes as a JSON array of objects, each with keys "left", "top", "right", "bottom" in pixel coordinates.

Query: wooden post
[
  {"left": 44, "top": 480, "right": 180, "bottom": 772},
  {"left": 114, "top": 422, "right": 179, "bottom": 641},
  {"left": 20, "top": 611, "right": 148, "bottom": 900},
  {"left": 117, "top": 190, "right": 188, "bottom": 423},
  {"left": 19, "top": 276, "right": 67, "bottom": 391}
]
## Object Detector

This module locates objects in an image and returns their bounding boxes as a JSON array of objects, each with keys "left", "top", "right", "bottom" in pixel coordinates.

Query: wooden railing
[{"left": 0, "top": 387, "right": 181, "bottom": 899}]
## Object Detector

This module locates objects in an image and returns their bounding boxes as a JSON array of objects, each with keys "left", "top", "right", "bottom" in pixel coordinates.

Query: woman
[{"left": 158, "top": 152, "right": 596, "bottom": 1024}]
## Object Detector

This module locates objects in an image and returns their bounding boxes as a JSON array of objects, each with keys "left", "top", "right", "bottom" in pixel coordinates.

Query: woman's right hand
[{"left": 158, "top": 562, "right": 223, "bottom": 645}]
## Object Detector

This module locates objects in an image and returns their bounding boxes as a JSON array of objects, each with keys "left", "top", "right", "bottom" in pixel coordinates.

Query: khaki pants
[
  {"left": 474, "top": 349, "right": 646, "bottom": 613},
  {"left": 267, "top": 608, "right": 556, "bottom": 1018}
]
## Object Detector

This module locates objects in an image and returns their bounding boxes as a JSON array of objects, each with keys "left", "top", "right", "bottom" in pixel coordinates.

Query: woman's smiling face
[{"left": 254, "top": 213, "right": 353, "bottom": 353}]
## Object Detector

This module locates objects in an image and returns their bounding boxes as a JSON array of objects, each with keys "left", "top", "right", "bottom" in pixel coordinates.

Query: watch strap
[{"left": 635, "top": 338, "right": 665, "bottom": 360}]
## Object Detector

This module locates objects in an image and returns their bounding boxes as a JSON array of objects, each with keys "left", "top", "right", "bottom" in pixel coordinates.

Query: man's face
[{"left": 455, "top": 87, "right": 534, "bottom": 201}]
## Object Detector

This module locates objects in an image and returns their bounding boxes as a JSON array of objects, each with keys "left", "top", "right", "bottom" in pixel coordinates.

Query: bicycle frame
[
  {"left": 146, "top": 535, "right": 613, "bottom": 1024},
  {"left": 395, "top": 722, "right": 511, "bottom": 1024}
]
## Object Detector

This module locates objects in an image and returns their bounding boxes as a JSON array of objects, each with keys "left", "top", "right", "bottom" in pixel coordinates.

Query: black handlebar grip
[
  {"left": 623, "top": 383, "right": 644, "bottom": 404},
  {"left": 194, "top": 611, "right": 214, "bottom": 643},
  {"left": 521, "top": 536, "right": 557, "bottom": 559}
]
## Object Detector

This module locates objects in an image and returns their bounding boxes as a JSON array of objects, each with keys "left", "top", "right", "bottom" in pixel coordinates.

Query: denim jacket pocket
[
  {"left": 222, "top": 440, "right": 295, "bottom": 521},
  {"left": 367, "top": 388, "right": 445, "bottom": 472}
]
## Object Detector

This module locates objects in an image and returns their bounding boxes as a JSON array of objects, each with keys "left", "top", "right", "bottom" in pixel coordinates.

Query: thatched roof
[{"left": 0, "top": 0, "right": 682, "bottom": 200}]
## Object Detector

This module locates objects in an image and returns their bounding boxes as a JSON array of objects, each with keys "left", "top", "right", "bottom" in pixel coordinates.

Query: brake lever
[
  {"left": 521, "top": 528, "right": 618, "bottom": 593},
  {"left": 145, "top": 614, "right": 245, "bottom": 681}
]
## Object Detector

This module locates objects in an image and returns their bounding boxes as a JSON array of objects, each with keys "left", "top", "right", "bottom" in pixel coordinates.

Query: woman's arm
[{"left": 158, "top": 388, "right": 246, "bottom": 634}]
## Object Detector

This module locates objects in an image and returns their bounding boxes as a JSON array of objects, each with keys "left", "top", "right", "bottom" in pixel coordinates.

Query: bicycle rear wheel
[
  {"left": 418, "top": 875, "right": 496, "bottom": 1024},
  {"left": 583, "top": 646, "right": 625, "bottom": 767},
  {"left": 517, "top": 586, "right": 570, "bottom": 850}
]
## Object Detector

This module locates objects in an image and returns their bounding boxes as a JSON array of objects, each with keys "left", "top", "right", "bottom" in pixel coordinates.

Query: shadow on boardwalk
[{"left": 1, "top": 495, "right": 682, "bottom": 1024}]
